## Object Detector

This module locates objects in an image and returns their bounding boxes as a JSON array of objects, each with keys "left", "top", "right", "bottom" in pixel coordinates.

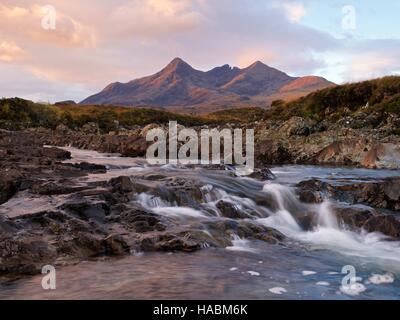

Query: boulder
[
  {"left": 248, "top": 167, "right": 276, "bottom": 181},
  {"left": 256, "top": 139, "right": 292, "bottom": 165},
  {"left": 333, "top": 204, "right": 400, "bottom": 239},
  {"left": 216, "top": 200, "right": 250, "bottom": 219}
]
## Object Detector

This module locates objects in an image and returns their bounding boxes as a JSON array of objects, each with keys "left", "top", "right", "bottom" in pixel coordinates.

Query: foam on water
[
  {"left": 368, "top": 274, "right": 395, "bottom": 284},
  {"left": 137, "top": 193, "right": 207, "bottom": 218},
  {"left": 226, "top": 235, "right": 258, "bottom": 253},
  {"left": 269, "top": 287, "right": 287, "bottom": 295},
  {"left": 258, "top": 183, "right": 400, "bottom": 267},
  {"left": 340, "top": 283, "right": 367, "bottom": 296},
  {"left": 302, "top": 271, "right": 317, "bottom": 276}
]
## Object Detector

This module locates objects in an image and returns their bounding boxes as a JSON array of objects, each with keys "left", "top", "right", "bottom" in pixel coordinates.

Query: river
[{"left": 0, "top": 147, "right": 399, "bottom": 299}]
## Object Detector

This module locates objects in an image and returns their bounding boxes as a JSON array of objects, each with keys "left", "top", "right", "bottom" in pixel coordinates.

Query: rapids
[{"left": 1, "top": 147, "right": 399, "bottom": 299}]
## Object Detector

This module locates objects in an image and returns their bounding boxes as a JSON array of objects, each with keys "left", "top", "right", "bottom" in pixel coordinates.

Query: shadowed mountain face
[{"left": 81, "top": 58, "right": 334, "bottom": 110}]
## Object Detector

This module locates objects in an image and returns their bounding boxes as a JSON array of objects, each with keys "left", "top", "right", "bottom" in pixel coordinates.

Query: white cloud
[
  {"left": 0, "top": 41, "right": 25, "bottom": 62},
  {"left": 0, "top": 3, "right": 95, "bottom": 48},
  {"left": 0, "top": 0, "right": 398, "bottom": 102},
  {"left": 106, "top": 0, "right": 202, "bottom": 40},
  {"left": 283, "top": 2, "right": 306, "bottom": 23}
]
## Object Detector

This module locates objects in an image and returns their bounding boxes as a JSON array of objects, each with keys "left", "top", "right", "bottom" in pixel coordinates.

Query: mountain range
[{"left": 81, "top": 58, "right": 335, "bottom": 112}]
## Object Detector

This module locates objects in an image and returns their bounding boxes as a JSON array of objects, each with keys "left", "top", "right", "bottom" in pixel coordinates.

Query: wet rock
[
  {"left": 333, "top": 204, "right": 400, "bottom": 239},
  {"left": 294, "top": 211, "right": 316, "bottom": 230},
  {"left": 216, "top": 200, "right": 250, "bottom": 219},
  {"left": 60, "top": 200, "right": 110, "bottom": 221},
  {"left": 248, "top": 168, "right": 276, "bottom": 181},
  {"left": 160, "top": 177, "right": 205, "bottom": 205},
  {"left": 102, "top": 234, "right": 130, "bottom": 255},
  {"left": 237, "top": 221, "right": 285, "bottom": 244},
  {"left": 204, "top": 220, "right": 285, "bottom": 246},
  {"left": 43, "top": 147, "right": 71, "bottom": 160},
  {"left": 297, "top": 177, "right": 400, "bottom": 211},
  {"left": 67, "top": 162, "right": 107, "bottom": 173},
  {"left": 120, "top": 208, "right": 167, "bottom": 232},
  {"left": 57, "top": 232, "right": 104, "bottom": 258},
  {"left": 0, "top": 237, "right": 56, "bottom": 275},
  {"left": 138, "top": 231, "right": 207, "bottom": 252},
  {"left": 297, "top": 189, "right": 324, "bottom": 204},
  {"left": 109, "top": 176, "right": 134, "bottom": 193},
  {"left": 31, "top": 181, "right": 90, "bottom": 195},
  {"left": 0, "top": 169, "right": 22, "bottom": 204},
  {"left": 108, "top": 176, "right": 136, "bottom": 204}
]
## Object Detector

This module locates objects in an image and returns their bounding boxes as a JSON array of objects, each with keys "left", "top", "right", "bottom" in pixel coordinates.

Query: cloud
[
  {"left": 0, "top": 3, "right": 95, "bottom": 48},
  {"left": 106, "top": 0, "right": 202, "bottom": 40},
  {"left": 283, "top": 2, "right": 306, "bottom": 22},
  {"left": 0, "top": 41, "right": 26, "bottom": 62},
  {"left": 0, "top": 0, "right": 398, "bottom": 102},
  {"left": 348, "top": 53, "right": 396, "bottom": 80},
  {"left": 315, "top": 38, "right": 400, "bottom": 83},
  {"left": 0, "top": 63, "right": 91, "bottom": 102}
]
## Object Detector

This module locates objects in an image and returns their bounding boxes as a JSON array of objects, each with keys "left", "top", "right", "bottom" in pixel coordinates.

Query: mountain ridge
[{"left": 81, "top": 58, "right": 335, "bottom": 111}]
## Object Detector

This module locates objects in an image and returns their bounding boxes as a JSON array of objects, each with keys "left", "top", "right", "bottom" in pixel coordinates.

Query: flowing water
[{"left": 1, "top": 147, "right": 400, "bottom": 300}]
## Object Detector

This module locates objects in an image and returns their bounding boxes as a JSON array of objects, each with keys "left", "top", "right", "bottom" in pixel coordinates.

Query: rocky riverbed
[
  {"left": 7, "top": 110, "right": 400, "bottom": 170},
  {"left": 0, "top": 128, "right": 400, "bottom": 299}
]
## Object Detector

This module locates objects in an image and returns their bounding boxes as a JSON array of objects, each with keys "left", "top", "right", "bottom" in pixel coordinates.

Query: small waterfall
[
  {"left": 258, "top": 182, "right": 400, "bottom": 264},
  {"left": 262, "top": 183, "right": 294, "bottom": 210},
  {"left": 262, "top": 183, "right": 340, "bottom": 231},
  {"left": 317, "top": 201, "right": 339, "bottom": 229},
  {"left": 261, "top": 183, "right": 304, "bottom": 232},
  {"left": 57, "top": 146, "right": 400, "bottom": 271}
]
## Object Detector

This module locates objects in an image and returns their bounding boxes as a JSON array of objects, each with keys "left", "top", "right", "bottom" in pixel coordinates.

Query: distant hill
[
  {"left": 80, "top": 58, "right": 334, "bottom": 111},
  {"left": 2, "top": 76, "right": 400, "bottom": 133}
]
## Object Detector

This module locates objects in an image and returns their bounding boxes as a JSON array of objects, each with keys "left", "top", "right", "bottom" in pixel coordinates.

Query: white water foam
[
  {"left": 340, "top": 283, "right": 367, "bottom": 296},
  {"left": 226, "top": 235, "right": 258, "bottom": 253},
  {"left": 269, "top": 287, "right": 287, "bottom": 295},
  {"left": 302, "top": 271, "right": 317, "bottom": 276},
  {"left": 368, "top": 274, "right": 395, "bottom": 284},
  {"left": 259, "top": 183, "right": 400, "bottom": 266},
  {"left": 137, "top": 193, "right": 207, "bottom": 218}
]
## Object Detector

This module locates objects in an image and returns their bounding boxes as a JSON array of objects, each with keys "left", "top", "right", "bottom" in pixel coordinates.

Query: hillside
[
  {"left": 0, "top": 98, "right": 265, "bottom": 133},
  {"left": 80, "top": 58, "right": 334, "bottom": 110},
  {"left": 266, "top": 76, "right": 400, "bottom": 123},
  {"left": 2, "top": 76, "right": 400, "bottom": 133}
]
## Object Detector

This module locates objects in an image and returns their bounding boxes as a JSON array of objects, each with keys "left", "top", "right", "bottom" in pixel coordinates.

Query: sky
[{"left": 1, "top": 0, "right": 400, "bottom": 103}]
